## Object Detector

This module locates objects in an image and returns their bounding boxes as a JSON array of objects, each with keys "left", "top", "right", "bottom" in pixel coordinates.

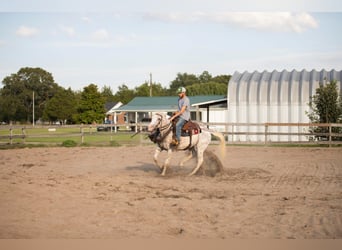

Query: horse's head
[{"left": 147, "top": 112, "right": 169, "bottom": 132}]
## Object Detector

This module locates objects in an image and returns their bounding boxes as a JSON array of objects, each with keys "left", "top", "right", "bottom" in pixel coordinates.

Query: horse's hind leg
[
  {"left": 179, "top": 149, "right": 194, "bottom": 167},
  {"left": 188, "top": 148, "right": 204, "bottom": 176}
]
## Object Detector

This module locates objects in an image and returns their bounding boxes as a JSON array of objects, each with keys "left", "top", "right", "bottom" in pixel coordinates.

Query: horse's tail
[
  {"left": 210, "top": 131, "right": 226, "bottom": 161},
  {"left": 197, "top": 122, "right": 226, "bottom": 160}
]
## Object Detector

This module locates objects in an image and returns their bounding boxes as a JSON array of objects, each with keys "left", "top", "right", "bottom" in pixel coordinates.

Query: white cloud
[
  {"left": 145, "top": 11, "right": 318, "bottom": 33},
  {"left": 59, "top": 25, "right": 75, "bottom": 37},
  {"left": 91, "top": 28, "right": 110, "bottom": 41},
  {"left": 16, "top": 25, "right": 39, "bottom": 37},
  {"left": 0, "top": 40, "right": 6, "bottom": 46},
  {"left": 214, "top": 12, "right": 318, "bottom": 33},
  {"left": 81, "top": 16, "right": 91, "bottom": 23}
]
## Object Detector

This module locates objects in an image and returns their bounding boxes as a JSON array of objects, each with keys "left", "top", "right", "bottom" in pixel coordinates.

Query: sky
[{"left": 0, "top": 0, "right": 342, "bottom": 91}]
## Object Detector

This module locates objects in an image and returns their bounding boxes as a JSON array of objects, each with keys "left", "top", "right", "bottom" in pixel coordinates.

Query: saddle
[
  {"left": 148, "top": 117, "right": 201, "bottom": 150},
  {"left": 171, "top": 118, "right": 201, "bottom": 137},
  {"left": 181, "top": 120, "right": 201, "bottom": 136}
]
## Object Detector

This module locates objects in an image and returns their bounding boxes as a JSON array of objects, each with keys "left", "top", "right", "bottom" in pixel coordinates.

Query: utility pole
[
  {"left": 32, "top": 91, "right": 35, "bottom": 126},
  {"left": 149, "top": 72, "right": 152, "bottom": 97}
]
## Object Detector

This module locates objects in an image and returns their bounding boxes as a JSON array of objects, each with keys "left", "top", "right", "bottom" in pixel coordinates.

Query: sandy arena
[{"left": 0, "top": 145, "right": 341, "bottom": 239}]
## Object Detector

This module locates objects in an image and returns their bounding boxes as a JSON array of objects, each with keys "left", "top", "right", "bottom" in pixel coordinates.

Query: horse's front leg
[
  {"left": 161, "top": 148, "right": 172, "bottom": 176},
  {"left": 153, "top": 147, "right": 163, "bottom": 172}
]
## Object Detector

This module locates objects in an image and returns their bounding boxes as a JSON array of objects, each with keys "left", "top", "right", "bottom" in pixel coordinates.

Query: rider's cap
[{"left": 177, "top": 87, "right": 186, "bottom": 93}]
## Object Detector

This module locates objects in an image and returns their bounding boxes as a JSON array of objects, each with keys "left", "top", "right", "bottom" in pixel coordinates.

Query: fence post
[
  {"left": 231, "top": 124, "right": 234, "bottom": 144},
  {"left": 22, "top": 127, "right": 26, "bottom": 143},
  {"left": 264, "top": 123, "right": 268, "bottom": 145},
  {"left": 9, "top": 127, "right": 13, "bottom": 144},
  {"left": 81, "top": 127, "right": 84, "bottom": 144},
  {"left": 329, "top": 123, "right": 332, "bottom": 147}
]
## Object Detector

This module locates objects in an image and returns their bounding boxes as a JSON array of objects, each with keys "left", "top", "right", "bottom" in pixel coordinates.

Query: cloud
[
  {"left": 81, "top": 16, "right": 91, "bottom": 23},
  {"left": 59, "top": 25, "right": 75, "bottom": 37},
  {"left": 91, "top": 28, "right": 110, "bottom": 41},
  {"left": 144, "top": 11, "right": 204, "bottom": 23},
  {"left": 145, "top": 12, "right": 318, "bottom": 33},
  {"left": 15, "top": 25, "right": 39, "bottom": 37},
  {"left": 214, "top": 12, "right": 318, "bottom": 33},
  {"left": 52, "top": 32, "right": 138, "bottom": 48}
]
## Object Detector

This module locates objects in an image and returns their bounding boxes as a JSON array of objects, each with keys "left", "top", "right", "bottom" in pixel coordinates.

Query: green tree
[
  {"left": 0, "top": 67, "right": 59, "bottom": 123},
  {"left": 43, "top": 88, "right": 78, "bottom": 124},
  {"left": 135, "top": 82, "right": 168, "bottom": 96},
  {"left": 307, "top": 80, "right": 342, "bottom": 140},
  {"left": 308, "top": 80, "right": 341, "bottom": 123},
  {"left": 168, "top": 71, "right": 230, "bottom": 95},
  {"left": 212, "top": 74, "right": 231, "bottom": 85},
  {"left": 198, "top": 71, "right": 212, "bottom": 83},
  {"left": 101, "top": 85, "right": 116, "bottom": 103},
  {"left": 186, "top": 82, "right": 227, "bottom": 96},
  {"left": 76, "top": 84, "right": 105, "bottom": 124},
  {"left": 113, "top": 84, "right": 135, "bottom": 104},
  {"left": 169, "top": 73, "right": 198, "bottom": 93}
]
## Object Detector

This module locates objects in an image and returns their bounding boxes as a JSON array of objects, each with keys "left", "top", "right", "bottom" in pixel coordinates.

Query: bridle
[
  {"left": 149, "top": 114, "right": 173, "bottom": 146},
  {"left": 153, "top": 113, "right": 172, "bottom": 133}
]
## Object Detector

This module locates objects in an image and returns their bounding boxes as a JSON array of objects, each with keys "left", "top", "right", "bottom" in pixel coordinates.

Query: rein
[
  {"left": 150, "top": 114, "right": 173, "bottom": 146},
  {"left": 156, "top": 118, "right": 172, "bottom": 140}
]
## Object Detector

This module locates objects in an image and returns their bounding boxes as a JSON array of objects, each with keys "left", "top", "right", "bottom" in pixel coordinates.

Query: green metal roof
[{"left": 115, "top": 95, "right": 226, "bottom": 112}]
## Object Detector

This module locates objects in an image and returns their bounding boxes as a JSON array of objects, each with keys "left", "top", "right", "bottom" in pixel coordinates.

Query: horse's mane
[{"left": 155, "top": 112, "right": 170, "bottom": 120}]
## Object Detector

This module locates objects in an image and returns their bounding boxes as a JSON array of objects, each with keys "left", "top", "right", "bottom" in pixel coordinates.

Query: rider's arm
[{"left": 170, "top": 105, "right": 186, "bottom": 121}]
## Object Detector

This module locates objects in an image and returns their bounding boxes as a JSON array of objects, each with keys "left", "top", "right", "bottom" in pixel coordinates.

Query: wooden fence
[
  {"left": 212, "top": 122, "right": 342, "bottom": 146},
  {"left": 1, "top": 122, "right": 342, "bottom": 146}
]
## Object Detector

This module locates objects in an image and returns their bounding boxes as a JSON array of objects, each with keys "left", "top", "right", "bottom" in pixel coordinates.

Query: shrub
[
  {"left": 110, "top": 140, "right": 121, "bottom": 147},
  {"left": 61, "top": 140, "right": 77, "bottom": 147}
]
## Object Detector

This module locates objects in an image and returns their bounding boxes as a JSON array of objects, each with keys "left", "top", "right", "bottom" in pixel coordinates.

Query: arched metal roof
[{"left": 227, "top": 69, "right": 342, "bottom": 141}]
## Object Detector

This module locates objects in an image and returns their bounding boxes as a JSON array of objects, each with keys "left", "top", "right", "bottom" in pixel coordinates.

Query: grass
[
  {"left": 0, "top": 125, "right": 148, "bottom": 149},
  {"left": 1, "top": 125, "right": 340, "bottom": 149}
]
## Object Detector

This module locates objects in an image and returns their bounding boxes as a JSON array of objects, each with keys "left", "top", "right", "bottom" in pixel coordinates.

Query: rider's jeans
[{"left": 175, "top": 117, "right": 187, "bottom": 141}]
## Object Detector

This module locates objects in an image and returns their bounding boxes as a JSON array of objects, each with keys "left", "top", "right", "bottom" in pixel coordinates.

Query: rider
[{"left": 169, "top": 86, "right": 190, "bottom": 146}]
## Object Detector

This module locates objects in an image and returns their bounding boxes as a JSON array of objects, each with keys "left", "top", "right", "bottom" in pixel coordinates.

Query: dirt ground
[{"left": 0, "top": 145, "right": 341, "bottom": 239}]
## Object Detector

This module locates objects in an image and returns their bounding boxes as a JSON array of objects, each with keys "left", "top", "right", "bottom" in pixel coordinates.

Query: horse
[{"left": 147, "top": 112, "right": 225, "bottom": 176}]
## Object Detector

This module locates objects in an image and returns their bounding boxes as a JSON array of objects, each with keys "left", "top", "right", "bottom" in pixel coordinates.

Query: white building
[{"left": 227, "top": 69, "right": 342, "bottom": 142}]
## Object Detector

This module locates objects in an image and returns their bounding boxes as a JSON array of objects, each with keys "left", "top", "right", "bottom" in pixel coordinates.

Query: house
[
  {"left": 103, "top": 101, "right": 125, "bottom": 124},
  {"left": 227, "top": 69, "right": 342, "bottom": 142},
  {"left": 114, "top": 95, "right": 227, "bottom": 131}
]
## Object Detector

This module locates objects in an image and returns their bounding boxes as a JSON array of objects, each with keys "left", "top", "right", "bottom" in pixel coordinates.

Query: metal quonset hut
[{"left": 227, "top": 69, "right": 342, "bottom": 142}]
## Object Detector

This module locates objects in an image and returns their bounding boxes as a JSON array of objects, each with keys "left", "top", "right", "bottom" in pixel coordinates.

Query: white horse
[{"left": 147, "top": 112, "right": 225, "bottom": 176}]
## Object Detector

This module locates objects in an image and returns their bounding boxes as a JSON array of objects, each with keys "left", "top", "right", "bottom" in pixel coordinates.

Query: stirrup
[{"left": 171, "top": 139, "right": 179, "bottom": 146}]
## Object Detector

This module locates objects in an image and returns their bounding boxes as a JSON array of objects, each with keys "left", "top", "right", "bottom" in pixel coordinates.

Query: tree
[
  {"left": 101, "top": 85, "right": 116, "bottom": 103},
  {"left": 76, "top": 84, "right": 105, "bottom": 124},
  {"left": 307, "top": 80, "right": 342, "bottom": 140},
  {"left": 113, "top": 84, "right": 135, "bottom": 104},
  {"left": 0, "top": 67, "right": 59, "bottom": 123},
  {"left": 168, "top": 71, "right": 230, "bottom": 95},
  {"left": 308, "top": 80, "right": 341, "bottom": 123},
  {"left": 212, "top": 74, "right": 231, "bottom": 85},
  {"left": 186, "top": 82, "right": 227, "bottom": 96},
  {"left": 198, "top": 71, "right": 212, "bottom": 83},
  {"left": 169, "top": 73, "right": 198, "bottom": 93},
  {"left": 135, "top": 82, "right": 168, "bottom": 97},
  {"left": 43, "top": 88, "right": 78, "bottom": 124}
]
